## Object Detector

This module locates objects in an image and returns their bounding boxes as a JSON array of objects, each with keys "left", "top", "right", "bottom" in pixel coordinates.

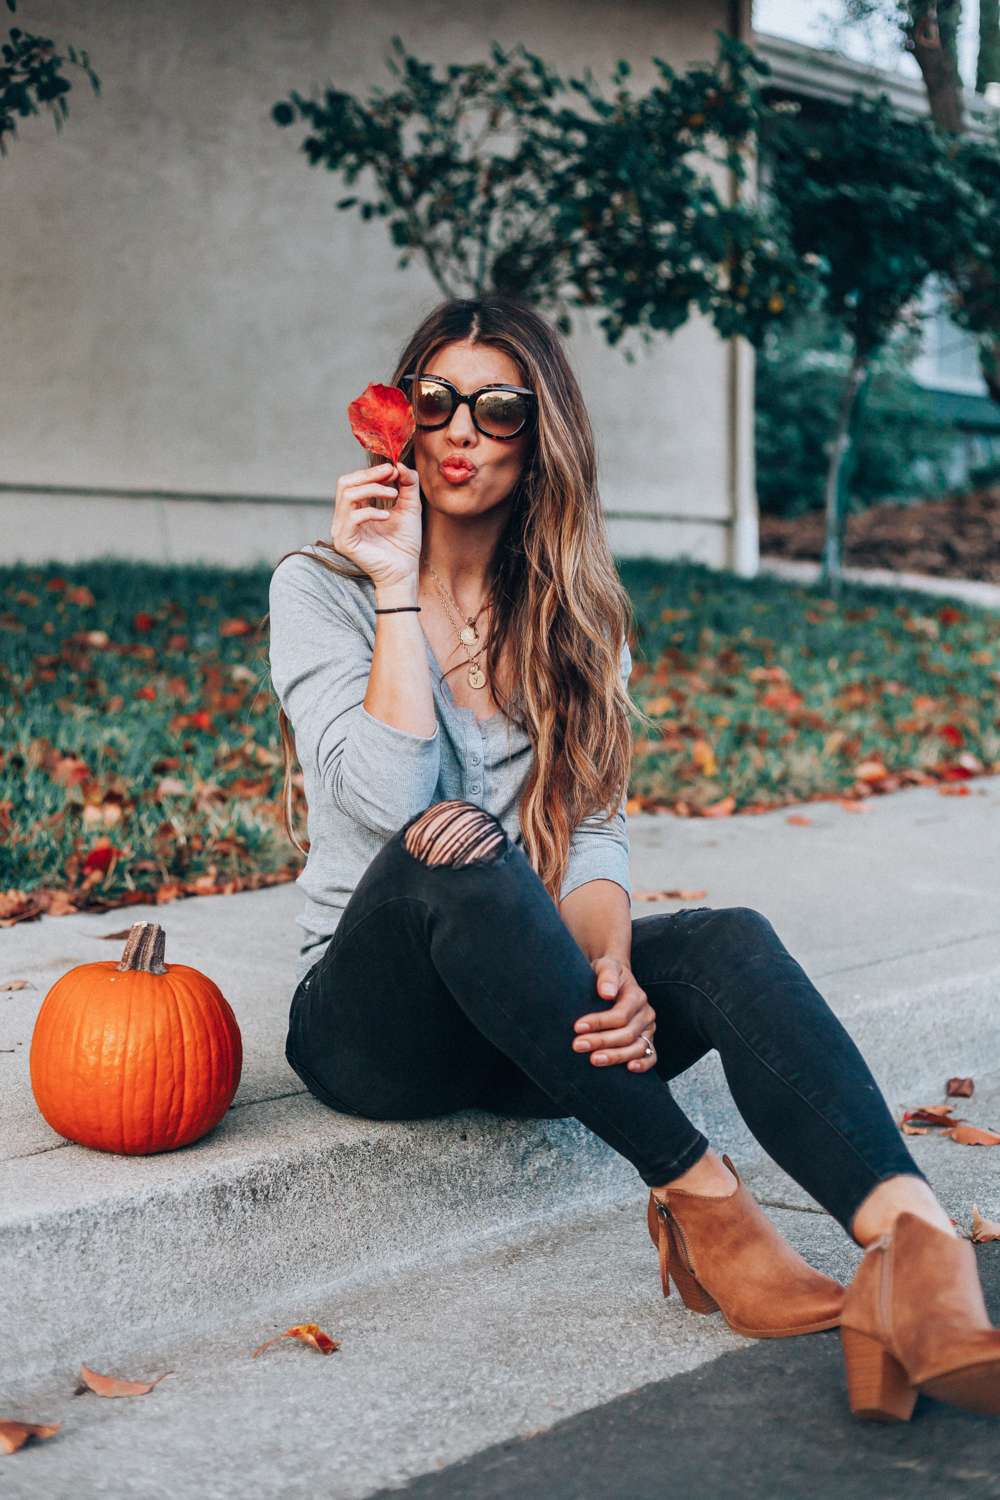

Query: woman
[{"left": 270, "top": 297, "right": 1000, "bottom": 1423}]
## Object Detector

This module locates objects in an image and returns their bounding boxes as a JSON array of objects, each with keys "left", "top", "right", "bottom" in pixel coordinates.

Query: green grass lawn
[
  {"left": 1, "top": 558, "right": 998, "bottom": 918},
  {"left": 621, "top": 560, "right": 1000, "bottom": 814}
]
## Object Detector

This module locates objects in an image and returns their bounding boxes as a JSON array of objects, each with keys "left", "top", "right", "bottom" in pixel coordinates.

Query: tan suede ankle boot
[
  {"left": 841, "top": 1210, "right": 1000, "bottom": 1421},
  {"left": 647, "top": 1156, "right": 845, "bottom": 1338}
]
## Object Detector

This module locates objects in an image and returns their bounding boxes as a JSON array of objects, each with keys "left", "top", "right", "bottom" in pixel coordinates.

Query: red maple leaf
[{"left": 347, "top": 383, "right": 415, "bottom": 465}]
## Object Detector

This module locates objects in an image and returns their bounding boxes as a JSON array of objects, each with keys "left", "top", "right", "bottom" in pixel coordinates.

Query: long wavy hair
[{"left": 278, "top": 297, "right": 633, "bottom": 899}]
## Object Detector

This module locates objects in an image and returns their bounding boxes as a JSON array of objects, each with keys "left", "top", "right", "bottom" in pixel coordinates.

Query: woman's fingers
[
  {"left": 575, "top": 986, "right": 650, "bottom": 1036},
  {"left": 590, "top": 1034, "right": 657, "bottom": 1069},
  {"left": 342, "top": 508, "right": 393, "bottom": 528},
  {"left": 573, "top": 1012, "right": 655, "bottom": 1055},
  {"left": 342, "top": 482, "right": 399, "bottom": 507}
]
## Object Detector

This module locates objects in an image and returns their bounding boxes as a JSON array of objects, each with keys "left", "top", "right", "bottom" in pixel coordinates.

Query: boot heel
[
  {"left": 668, "top": 1252, "right": 721, "bottom": 1316},
  {"left": 841, "top": 1327, "right": 916, "bottom": 1422}
]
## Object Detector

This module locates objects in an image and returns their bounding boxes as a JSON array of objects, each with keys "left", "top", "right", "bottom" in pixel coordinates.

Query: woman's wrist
[{"left": 374, "top": 577, "right": 420, "bottom": 610}]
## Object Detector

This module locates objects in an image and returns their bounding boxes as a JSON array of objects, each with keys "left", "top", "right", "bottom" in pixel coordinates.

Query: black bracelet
[{"left": 374, "top": 605, "right": 422, "bottom": 614}]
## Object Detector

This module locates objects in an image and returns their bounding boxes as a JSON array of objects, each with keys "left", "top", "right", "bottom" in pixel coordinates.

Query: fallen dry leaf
[
  {"left": 945, "top": 1125, "right": 1000, "bottom": 1147},
  {"left": 939, "top": 785, "right": 972, "bottom": 797},
  {"left": 252, "top": 1323, "right": 340, "bottom": 1359},
  {"left": 786, "top": 814, "right": 812, "bottom": 826},
  {"left": 901, "top": 1123, "right": 927, "bottom": 1135},
  {"left": 46, "top": 891, "right": 78, "bottom": 918},
  {"left": 75, "top": 1364, "right": 171, "bottom": 1398},
  {"left": 632, "top": 889, "right": 708, "bottom": 903},
  {"left": 971, "top": 1205, "right": 1000, "bottom": 1242},
  {"left": 839, "top": 800, "right": 872, "bottom": 813},
  {"left": 902, "top": 1105, "right": 959, "bottom": 1126},
  {"left": 947, "top": 1077, "right": 975, "bottom": 1098},
  {"left": 0, "top": 1420, "right": 61, "bottom": 1454},
  {"left": 98, "top": 929, "right": 134, "bottom": 941},
  {"left": 0, "top": 890, "right": 48, "bottom": 928},
  {"left": 348, "top": 383, "right": 415, "bottom": 466},
  {"left": 0, "top": 979, "right": 28, "bottom": 992},
  {"left": 701, "top": 795, "right": 736, "bottom": 819}
]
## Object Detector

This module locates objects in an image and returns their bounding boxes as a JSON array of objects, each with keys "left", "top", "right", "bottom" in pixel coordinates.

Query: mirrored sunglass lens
[
  {"left": 474, "top": 391, "right": 529, "bottom": 436},
  {"left": 414, "top": 380, "right": 455, "bottom": 424}
]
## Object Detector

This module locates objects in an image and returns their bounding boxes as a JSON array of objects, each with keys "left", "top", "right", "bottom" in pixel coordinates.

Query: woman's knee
[{"left": 404, "top": 800, "right": 507, "bottom": 868}]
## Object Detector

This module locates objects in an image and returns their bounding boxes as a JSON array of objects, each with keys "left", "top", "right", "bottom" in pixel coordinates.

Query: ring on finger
[{"left": 640, "top": 1033, "right": 654, "bottom": 1060}]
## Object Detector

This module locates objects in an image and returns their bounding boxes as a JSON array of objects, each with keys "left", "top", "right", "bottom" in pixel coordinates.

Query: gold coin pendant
[
  {"left": 468, "top": 665, "right": 487, "bottom": 689},
  {"left": 460, "top": 625, "right": 479, "bottom": 646}
]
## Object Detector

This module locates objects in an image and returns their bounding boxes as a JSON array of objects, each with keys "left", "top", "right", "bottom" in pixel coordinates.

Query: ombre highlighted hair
[{"left": 279, "top": 297, "right": 633, "bottom": 899}]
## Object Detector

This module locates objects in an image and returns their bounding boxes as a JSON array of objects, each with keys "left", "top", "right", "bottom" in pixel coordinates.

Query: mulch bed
[{"left": 759, "top": 484, "right": 1000, "bottom": 582}]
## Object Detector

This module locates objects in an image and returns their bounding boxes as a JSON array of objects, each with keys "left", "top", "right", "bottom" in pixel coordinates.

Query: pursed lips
[{"left": 439, "top": 458, "right": 478, "bottom": 481}]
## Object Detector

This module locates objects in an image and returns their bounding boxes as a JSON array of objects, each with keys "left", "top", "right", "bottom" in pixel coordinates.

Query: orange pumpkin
[{"left": 30, "top": 921, "right": 242, "bottom": 1155}]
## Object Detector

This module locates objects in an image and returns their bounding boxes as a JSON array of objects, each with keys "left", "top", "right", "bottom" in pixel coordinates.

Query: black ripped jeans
[{"left": 286, "top": 807, "right": 921, "bottom": 1233}]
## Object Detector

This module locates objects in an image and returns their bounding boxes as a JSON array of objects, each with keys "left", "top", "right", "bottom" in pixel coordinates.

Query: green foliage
[
  {"left": 768, "top": 94, "right": 983, "bottom": 359},
  {"left": 0, "top": 3, "right": 98, "bottom": 154},
  {"left": 945, "top": 132, "right": 1000, "bottom": 402},
  {"left": 3, "top": 562, "right": 997, "bottom": 906},
  {"left": 979, "top": 0, "right": 1000, "bottom": 94},
  {"left": 273, "top": 36, "right": 804, "bottom": 347},
  {"left": 763, "top": 91, "right": 995, "bottom": 580},
  {"left": 756, "top": 314, "right": 956, "bottom": 516},
  {"left": 622, "top": 560, "right": 1000, "bottom": 812},
  {"left": 0, "top": 563, "right": 299, "bottom": 904}
]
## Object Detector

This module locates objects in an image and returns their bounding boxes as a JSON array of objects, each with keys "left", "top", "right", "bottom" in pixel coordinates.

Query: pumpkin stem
[{"left": 118, "top": 922, "right": 168, "bottom": 975}]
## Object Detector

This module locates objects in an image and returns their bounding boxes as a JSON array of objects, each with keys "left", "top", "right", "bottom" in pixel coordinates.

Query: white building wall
[{"left": 0, "top": 0, "right": 756, "bottom": 572}]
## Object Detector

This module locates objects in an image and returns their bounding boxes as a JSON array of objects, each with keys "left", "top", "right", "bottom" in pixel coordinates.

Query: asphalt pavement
[{"left": 380, "top": 1247, "right": 1000, "bottom": 1500}]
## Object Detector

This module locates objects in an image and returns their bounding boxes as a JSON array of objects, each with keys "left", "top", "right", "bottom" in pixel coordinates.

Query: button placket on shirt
[{"left": 467, "top": 729, "right": 484, "bottom": 799}]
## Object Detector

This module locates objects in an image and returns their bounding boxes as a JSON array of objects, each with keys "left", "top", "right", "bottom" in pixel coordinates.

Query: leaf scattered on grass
[
  {"left": 947, "top": 1077, "right": 975, "bottom": 1098},
  {"left": 0, "top": 891, "right": 48, "bottom": 928},
  {"left": 0, "top": 979, "right": 28, "bottom": 991},
  {"left": 945, "top": 1126, "right": 1000, "bottom": 1146},
  {"left": 0, "top": 1420, "right": 61, "bottom": 1454},
  {"left": 702, "top": 795, "right": 736, "bottom": 819},
  {"left": 75, "top": 1364, "right": 172, "bottom": 1398},
  {"left": 632, "top": 889, "right": 708, "bottom": 903},
  {"left": 971, "top": 1205, "right": 1000, "bottom": 1242},
  {"left": 252, "top": 1323, "right": 340, "bottom": 1359}
]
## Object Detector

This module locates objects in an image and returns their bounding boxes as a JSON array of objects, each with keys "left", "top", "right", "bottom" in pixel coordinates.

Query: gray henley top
[{"left": 268, "top": 550, "right": 631, "bottom": 981}]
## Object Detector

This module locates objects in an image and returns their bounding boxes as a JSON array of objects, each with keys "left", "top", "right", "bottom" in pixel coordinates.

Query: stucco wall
[{"left": 0, "top": 0, "right": 755, "bottom": 569}]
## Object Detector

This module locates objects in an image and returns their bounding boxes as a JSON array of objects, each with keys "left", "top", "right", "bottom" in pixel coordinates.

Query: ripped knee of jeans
[{"left": 404, "top": 800, "right": 507, "bottom": 868}]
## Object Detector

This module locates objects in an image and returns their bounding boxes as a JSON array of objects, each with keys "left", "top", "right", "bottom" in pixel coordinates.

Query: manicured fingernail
[
  {"left": 593, "top": 1052, "right": 608, "bottom": 1064},
  {"left": 573, "top": 1039, "right": 588, "bottom": 1051},
  {"left": 576, "top": 1022, "right": 590, "bottom": 1032}
]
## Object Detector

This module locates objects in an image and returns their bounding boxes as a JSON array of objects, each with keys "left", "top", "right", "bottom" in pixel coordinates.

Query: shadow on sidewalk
[{"left": 377, "top": 1246, "right": 1000, "bottom": 1500}]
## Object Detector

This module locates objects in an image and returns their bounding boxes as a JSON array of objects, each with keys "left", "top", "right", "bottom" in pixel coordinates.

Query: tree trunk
[
  {"left": 821, "top": 349, "right": 870, "bottom": 590},
  {"left": 907, "top": 0, "right": 966, "bottom": 133},
  {"left": 978, "top": 0, "right": 1000, "bottom": 93}
]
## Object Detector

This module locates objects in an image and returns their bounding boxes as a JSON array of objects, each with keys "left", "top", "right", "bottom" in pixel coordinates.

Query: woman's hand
[
  {"left": 330, "top": 460, "right": 422, "bottom": 596},
  {"left": 573, "top": 959, "right": 657, "bottom": 1072}
]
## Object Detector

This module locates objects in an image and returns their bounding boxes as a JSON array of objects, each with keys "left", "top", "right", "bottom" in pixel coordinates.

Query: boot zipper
[{"left": 655, "top": 1199, "right": 696, "bottom": 1275}]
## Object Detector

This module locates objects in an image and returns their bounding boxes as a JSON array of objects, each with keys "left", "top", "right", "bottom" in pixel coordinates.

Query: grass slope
[{"left": 1, "top": 559, "right": 998, "bottom": 915}]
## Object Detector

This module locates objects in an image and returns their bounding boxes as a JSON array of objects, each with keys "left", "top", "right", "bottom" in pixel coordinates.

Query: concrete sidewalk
[
  {"left": 758, "top": 555, "right": 1000, "bottom": 610},
  {"left": 1, "top": 781, "right": 999, "bottom": 1497}
]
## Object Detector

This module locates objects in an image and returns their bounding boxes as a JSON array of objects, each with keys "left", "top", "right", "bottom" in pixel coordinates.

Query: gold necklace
[
  {"left": 431, "top": 582, "right": 488, "bottom": 690},
  {"left": 422, "top": 556, "right": 483, "bottom": 647}
]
